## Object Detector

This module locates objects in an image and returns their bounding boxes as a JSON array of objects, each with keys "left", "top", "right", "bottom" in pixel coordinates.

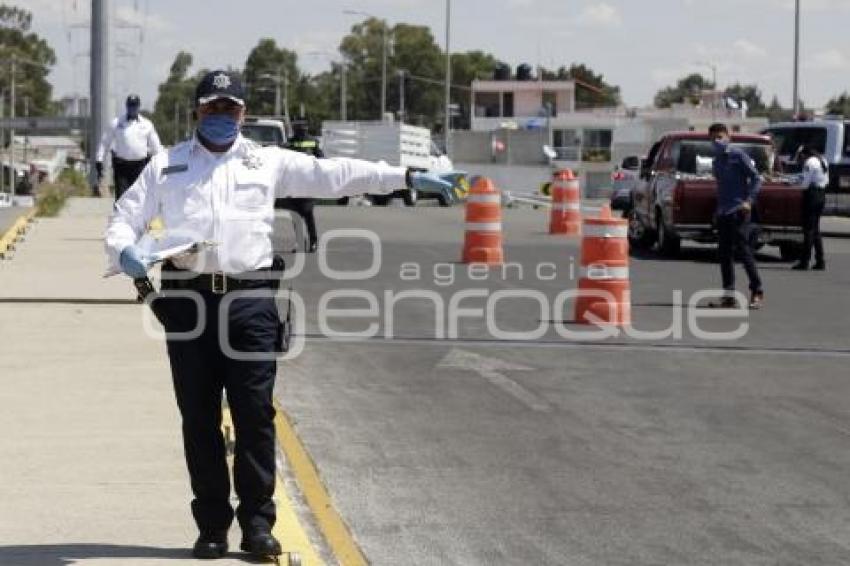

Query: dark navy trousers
[{"left": 159, "top": 286, "right": 280, "bottom": 534}]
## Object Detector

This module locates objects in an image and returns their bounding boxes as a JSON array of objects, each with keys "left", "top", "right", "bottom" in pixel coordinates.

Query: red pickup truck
[{"left": 627, "top": 132, "right": 804, "bottom": 259}]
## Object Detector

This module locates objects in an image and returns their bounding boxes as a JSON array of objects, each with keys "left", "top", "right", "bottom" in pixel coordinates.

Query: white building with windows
[{"left": 454, "top": 79, "right": 769, "bottom": 197}]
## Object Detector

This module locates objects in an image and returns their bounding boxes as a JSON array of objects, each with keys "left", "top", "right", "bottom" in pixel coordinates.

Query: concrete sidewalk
[{"left": 0, "top": 198, "right": 307, "bottom": 565}]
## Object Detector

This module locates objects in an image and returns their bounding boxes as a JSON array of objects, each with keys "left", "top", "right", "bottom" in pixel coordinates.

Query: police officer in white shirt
[
  {"left": 96, "top": 94, "right": 163, "bottom": 200},
  {"left": 793, "top": 144, "right": 829, "bottom": 270},
  {"left": 105, "top": 70, "right": 453, "bottom": 560}
]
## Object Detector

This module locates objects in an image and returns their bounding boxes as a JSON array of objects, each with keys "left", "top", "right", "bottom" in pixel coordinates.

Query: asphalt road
[
  {"left": 273, "top": 206, "right": 850, "bottom": 565},
  {"left": 0, "top": 207, "right": 22, "bottom": 237}
]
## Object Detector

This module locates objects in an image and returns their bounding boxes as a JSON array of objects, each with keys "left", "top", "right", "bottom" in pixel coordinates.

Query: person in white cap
[
  {"left": 105, "top": 69, "right": 453, "bottom": 560},
  {"left": 96, "top": 94, "right": 162, "bottom": 200}
]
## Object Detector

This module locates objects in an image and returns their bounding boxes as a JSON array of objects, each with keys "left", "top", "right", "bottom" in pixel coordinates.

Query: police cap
[{"left": 195, "top": 70, "right": 245, "bottom": 107}]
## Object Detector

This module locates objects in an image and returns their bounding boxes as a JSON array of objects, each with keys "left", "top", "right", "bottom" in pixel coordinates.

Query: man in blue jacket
[{"left": 710, "top": 123, "right": 764, "bottom": 309}]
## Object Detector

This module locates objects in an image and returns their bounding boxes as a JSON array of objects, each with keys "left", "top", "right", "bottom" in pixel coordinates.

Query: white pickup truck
[
  {"left": 761, "top": 118, "right": 850, "bottom": 216},
  {"left": 321, "top": 120, "right": 461, "bottom": 206},
  {"left": 241, "top": 116, "right": 289, "bottom": 148}
]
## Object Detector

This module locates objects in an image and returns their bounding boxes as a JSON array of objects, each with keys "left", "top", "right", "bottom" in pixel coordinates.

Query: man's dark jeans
[{"left": 717, "top": 209, "right": 763, "bottom": 294}]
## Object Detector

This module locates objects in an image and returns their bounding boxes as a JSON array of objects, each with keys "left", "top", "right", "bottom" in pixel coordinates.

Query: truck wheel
[
  {"left": 371, "top": 194, "right": 392, "bottom": 207},
  {"left": 627, "top": 209, "right": 655, "bottom": 249},
  {"left": 437, "top": 191, "right": 454, "bottom": 207},
  {"left": 656, "top": 213, "right": 681, "bottom": 257},
  {"left": 403, "top": 187, "right": 418, "bottom": 207},
  {"left": 779, "top": 242, "right": 801, "bottom": 262}
]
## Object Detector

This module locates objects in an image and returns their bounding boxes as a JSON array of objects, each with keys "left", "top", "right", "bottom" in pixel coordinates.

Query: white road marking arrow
[{"left": 437, "top": 348, "right": 550, "bottom": 412}]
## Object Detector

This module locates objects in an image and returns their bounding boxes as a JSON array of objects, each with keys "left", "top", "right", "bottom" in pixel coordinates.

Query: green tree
[
  {"left": 339, "top": 18, "right": 444, "bottom": 126},
  {"left": 825, "top": 92, "right": 850, "bottom": 117},
  {"left": 654, "top": 73, "right": 714, "bottom": 108},
  {"left": 299, "top": 68, "right": 341, "bottom": 132},
  {"left": 243, "top": 38, "right": 300, "bottom": 118},
  {"left": 0, "top": 4, "right": 57, "bottom": 117},
  {"left": 450, "top": 50, "right": 498, "bottom": 128},
  {"left": 723, "top": 83, "right": 766, "bottom": 114},
  {"left": 540, "top": 63, "right": 621, "bottom": 109},
  {"left": 151, "top": 51, "right": 206, "bottom": 146}
]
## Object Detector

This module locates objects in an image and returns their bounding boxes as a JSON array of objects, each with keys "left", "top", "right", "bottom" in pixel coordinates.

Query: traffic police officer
[
  {"left": 104, "top": 70, "right": 452, "bottom": 560},
  {"left": 96, "top": 94, "right": 163, "bottom": 200},
  {"left": 709, "top": 122, "right": 764, "bottom": 310},
  {"left": 277, "top": 121, "right": 323, "bottom": 252},
  {"left": 793, "top": 144, "right": 829, "bottom": 271}
]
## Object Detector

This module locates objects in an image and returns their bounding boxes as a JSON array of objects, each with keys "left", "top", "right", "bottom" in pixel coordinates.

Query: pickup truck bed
[{"left": 628, "top": 132, "right": 805, "bottom": 258}]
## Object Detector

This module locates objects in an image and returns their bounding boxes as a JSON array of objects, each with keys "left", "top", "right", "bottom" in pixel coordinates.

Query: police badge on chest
[{"left": 242, "top": 153, "right": 263, "bottom": 170}]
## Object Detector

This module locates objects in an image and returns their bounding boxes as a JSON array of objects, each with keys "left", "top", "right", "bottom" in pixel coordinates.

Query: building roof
[{"left": 472, "top": 79, "right": 575, "bottom": 92}]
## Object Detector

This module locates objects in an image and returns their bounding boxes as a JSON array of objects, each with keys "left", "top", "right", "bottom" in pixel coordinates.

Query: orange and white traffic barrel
[
  {"left": 549, "top": 169, "right": 581, "bottom": 236},
  {"left": 462, "top": 177, "right": 504, "bottom": 265},
  {"left": 574, "top": 205, "right": 631, "bottom": 326}
]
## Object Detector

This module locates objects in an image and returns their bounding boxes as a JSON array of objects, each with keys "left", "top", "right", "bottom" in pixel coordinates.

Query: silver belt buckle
[{"left": 211, "top": 272, "right": 227, "bottom": 294}]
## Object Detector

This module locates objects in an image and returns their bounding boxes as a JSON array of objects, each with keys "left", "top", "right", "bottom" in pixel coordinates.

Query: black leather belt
[
  {"left": 161, "top": 263, "right": 280, "bottom": 295},
  {"left": 111, "top": 152, "right": 150, "bottom": 166}
]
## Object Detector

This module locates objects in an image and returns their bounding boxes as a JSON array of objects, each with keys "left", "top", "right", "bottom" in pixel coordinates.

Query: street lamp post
[
  {"left": 305, "top": 51, "right": 348, "bottom": 121},
  {"left": 444, "top": 0, "right": 452, "bottom": 156},
  {"left": 793, "top": 0, "right": 800, "bottom": 116},
  {"left": 9, "top": 56, "right": 15, "bottom": 198},
  {"left": 343, "top": 9, "right": 390, "bottom": 120},
  {"left": 259, "top": 67, "right": 289, "bottom": 122},
  {"left": 695, "top": 60, "right": 719, "bottom": 118},
  {"left": 398, "top": 69, "right": 406, "bottom": 122},
  {"left": 341, "top": 61, "right": 348, "bottom": 121}
]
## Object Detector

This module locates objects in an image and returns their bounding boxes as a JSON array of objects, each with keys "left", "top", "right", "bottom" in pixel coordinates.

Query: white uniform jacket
[
  {"left": 96, "top": 114, "right": 163, "bottom": 162},
  {"left": 105, "top": 134, "right": 407, "bottom": 274}
]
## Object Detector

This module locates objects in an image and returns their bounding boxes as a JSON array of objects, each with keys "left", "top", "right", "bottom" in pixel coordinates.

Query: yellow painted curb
[
  {"left": 274, "top": 400, "right": 369, "bottom": 566},
  {"left": 0, "top": 210, "right": 36, "bottom": 259},
  {"left": 222, "top": 408, "right": 324, "bottom": 566}
]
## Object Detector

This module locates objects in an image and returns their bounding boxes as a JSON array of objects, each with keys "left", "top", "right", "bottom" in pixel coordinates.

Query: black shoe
[
  {"left": 193, "top": 530, "right": 228, "bottom": 559},
  {"left": 813, "top": 262, "right": 826, "bottom": 271},
  {"left": 709, "top": 296, "right": 740, "bottom": 309},
  {"left": 791, "top": 262, "right": 809, "bottom": 270},
  {"left": 240, "top": 531, "right": 282, "bottom": 557}
]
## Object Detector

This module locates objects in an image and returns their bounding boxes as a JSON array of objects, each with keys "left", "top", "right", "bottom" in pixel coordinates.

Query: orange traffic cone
[
  {"left": 549, "top": 169, "right": 581, "bottom": 236},
  {"left": 462, "top": 177, "right": 504, "bottom": 265},
  {"left": 574, "top": 205, "right": 631, "bottom": 326}
]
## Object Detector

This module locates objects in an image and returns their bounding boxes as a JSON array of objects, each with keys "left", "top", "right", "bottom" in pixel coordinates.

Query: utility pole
[
  {"left": 173, "top": 101, "right": 180, "bottom": 143},
  {"left": 341, "top": 62, "right": 348, "bottom": 121},
  {"left": 282, "top": 69, "right": 291, "bottom": 125},
  {"left": 343, "top": 10, "right": 389, "bottom": 121},
  {"left": 9, "top": 56, "right": 15, "bottom": 198},
  {"left": 0, "top": 95, "right": 4, "bottom": 195},
  {"left": 398, "top": 69, "right": 406, "bottom": 123},
  {"left": 273, "top": 66, "right": 282, "bottom": 118},
  {"left": 381, "top": 26, "right": 388, "bottom": 120},
  {"left": 444, "top": 0, "right": 452, "bottom": 156},
  {"left": 90, "top": 0, "right": 110, "bottom": 194},
  {"left": 793, "top": 0, "right": 801, "bottom": 117}
]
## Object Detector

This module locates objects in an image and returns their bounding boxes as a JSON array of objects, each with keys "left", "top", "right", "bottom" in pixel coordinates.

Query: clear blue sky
[{"left": 25, "top": 0, "right": 850, "bottom": 112}]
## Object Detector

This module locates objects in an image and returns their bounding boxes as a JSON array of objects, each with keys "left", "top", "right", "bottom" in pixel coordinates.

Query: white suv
[{"left": 761, "top": 118, "right": 850, "bottom": 216}]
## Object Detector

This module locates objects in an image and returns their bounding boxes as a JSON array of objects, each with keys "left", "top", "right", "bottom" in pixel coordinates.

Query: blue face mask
[
  {"left": 712, "top": 139, "right": 729, "bottom": 153},
  {"left": 198, "top": 113, "right": 239, "bottom": 146}
]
